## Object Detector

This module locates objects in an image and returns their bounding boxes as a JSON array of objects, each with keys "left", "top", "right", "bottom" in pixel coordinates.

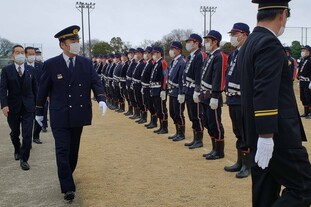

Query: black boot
[
  {"left": 236, "top": 151, "right": 251, "bottom": 178},
  {"left": 124, "top": 105, "right": 133, "bottom": 116},
  {"left": 184, "top": 130, "right": 196, "bottom": 146},
  {"left": 206, "top": 140, "right": 225, "bottom": 160},
  {"left": 202, "top": 137, "right": 216, "bottom": 157},
  {"left": 117, "top": 103, "right": 125, "bottom": 113},
  {"left": 136, "top": 111, "right": 143, "bottom": 123},
  {"left": 301, "top": 107, "right": 309, "bottom": 117},
  {"left": 138, "top": 111, "right": 147, "bottom": 124},
  {"left": 107, "top": 98, "right": 112, "bottom": 109},
  {"left": 188, "top": 131, "right": 203, "bottom": 149},
  {"left": 153, "top": 119, "right": 162, "bottom": 133},
  {"left": 224, "top": 149, "right": 242, "bottom": 172},
  {"left": 114, "top": 101, "right": 120, "bottom": 111},
  {"left": 157, "top": 120, "right": 168, "bottom": 134},
  {"left": 110, "top": 99, "right": 117, "bottom": 110},
  {"left": 147, "top": 115, "right": 158, "bottom": 129},
  {"left": 173, "top": 125, "right": 185, "bottom": 141},
  {"left": 168, "top": 124, "right": 178, "bottom": 139},
  {"left": 145, "top": 113, "right": 153, "bottom": 127},
  {"left": 129, "top": 108, "right": 140, "bottom": 119}
]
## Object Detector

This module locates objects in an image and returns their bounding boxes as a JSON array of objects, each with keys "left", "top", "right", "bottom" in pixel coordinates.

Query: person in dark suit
[
  {"left": 35, "top": 25, "right": 107, "bottom": 201},
  {"left": 25, "top": 46, "right": 44, "bottom": 144},
  {"left": 0, "top": 45, "right": 37, "bottom": 171},
  {"left": 238, "top": 1, "right": 311, "bottom": 206}
]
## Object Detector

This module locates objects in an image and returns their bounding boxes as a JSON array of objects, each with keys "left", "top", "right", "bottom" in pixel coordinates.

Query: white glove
[
  {"left": 35, "top": 116, "right": 44, "bottom": 127},
  {"left": 177, "top": 94, "right": 185, "bottom": 104},
  {"left": 99, "top": 101, "right": 107, "bottom": 117},
  {"left": 193, "top": 91, "right": 200, "bottom": 103},
  {"left": 309, "top": 82, "right": 311, "bottom": 90},
  {"left": 255, "top": 137, "right": 274, "bottom": 169},
  {"left": 160, "top": 91, "right": 166, "bottom": 101},
  {"left": 141, "top": 88, "right": 144, "bottom": 95},
  {"left": 209, "top": 98, "right": 218, "bottom": 110}
]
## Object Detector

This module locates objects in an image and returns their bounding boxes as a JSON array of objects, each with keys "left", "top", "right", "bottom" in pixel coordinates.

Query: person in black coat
[
  {"left": 35, "top": 25, "right": 107, "bottom": 201},
  {"left": 0, "top": 45, "right": 37, "bottom": 171},
  {"left": 237, "top": 1, "right": 311, "bottom": 206}
]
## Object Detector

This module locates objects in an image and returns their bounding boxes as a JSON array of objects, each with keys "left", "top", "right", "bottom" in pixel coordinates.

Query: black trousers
[
  {"left": 300, "top": 82, "right": 311, "bottom": 106},
  {"left": 7, "top": 107, "right": 33, "bottom": 162},
  {"left": 42, "top": 101, "right": 48, "bottom": 128},
  {"left": 114, "top": 85, "right": 124, "bottom": 103},
  {"left": 143, "top": 89, "right": 156, "bottom": 115},
  {"left": 51, "top": 127, "right": 83, "bottom": 193},
  {"left": 152, "top": 96, "right": 168, "bottom": 120},
  {"left": 228, "top": 105, "right": 248, "bottom": 150},
  {"left": 169, "top": 95, "right": 185, "bottom": 125},
  {"left": 251, "top": 147, "right": 311, "bottom": 207},
  {"left": 201, "top": 101, "right": 224, "bottom": 140},
  {"left": 185, "top": 94, "right": 203, "bottom": 132},
  {"left": 33, "top": 117, "right": 42, "bottom": 140},
  {"left": 128, "top": 89, "right": 137, "bottom": 107},
  {"left": 134, "top": 87, "right": 145, "bottom": 111}
]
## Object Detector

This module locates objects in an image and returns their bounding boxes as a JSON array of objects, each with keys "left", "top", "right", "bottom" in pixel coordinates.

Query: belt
[
  {"left": 226, "top": 92, "right": 241, "bottom": 96},
  {"left": 299, "top": 76, "right": 310, "bottom": 81}
]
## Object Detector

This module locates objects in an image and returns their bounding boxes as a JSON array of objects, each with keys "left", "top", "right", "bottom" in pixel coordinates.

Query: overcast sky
[{"left": 1, "top": 0, "right": 311, "bottom": 59}]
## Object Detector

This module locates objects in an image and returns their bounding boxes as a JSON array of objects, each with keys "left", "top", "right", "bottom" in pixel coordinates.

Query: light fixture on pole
[
  {"left": 85, "top": 2, "right": 95, "bottom": 58},
  {"left": 200, "top": 6, "right": 217, "bottom": 35},
  {"left": 75, "top": 2, "right": 86, "bottom": 56}
]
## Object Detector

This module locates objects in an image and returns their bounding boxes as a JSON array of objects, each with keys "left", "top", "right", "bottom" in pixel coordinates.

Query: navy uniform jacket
[
  {"left": 107, "top": 63, "right": 116, "bottom": 87},
  {"left": 0, "top": 63, "right": 37, "bottom": 113},
  {"left": 225, "top": 49, "right": 241, "bottom": 105},
  {"left": 168, "top": 55, "right": 186, "bottom": 97},
  {"left": 36, "top": 54, "right": 106, "bottom": 128},
  {"left": 132, "top": 59, "right": 146, "bottom": 90},
  {"left": 150, "top": 57, "right": 167, "bottom": 97},
  {"left": 120, "top": 60, "right": 129, "bottom": 88},
  {"left": 33, "top": 62, "right": 44, "bottom": 86},
  {"left": 113, "top": 62, "right": 122, "bottom": 87},
  {"left": 298, "top": 55, "right": 311, "bottom": 87},
  {"left": 126, "top": 59, "right": 137, "bottom": 89},
  {"left": 182, "top": 49, "right": 204, "bottom": 95},
  {"left": 287, "top": 56, "right": 297, "bottom": 81},
  {"left": 237, "top": 26, "right": 307, "bottom": 148},
  {"left": 141, "top": 59, "right": 154, "bottom": 90}
]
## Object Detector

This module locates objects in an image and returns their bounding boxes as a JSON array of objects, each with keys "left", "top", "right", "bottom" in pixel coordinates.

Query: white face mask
[
  {"left": 106, "top": 59, "right": 109, "bottom": 64},
  {"left": 27, "top": 55, "right": 36, "bottom": 63},
  {"left": 301, "top": 51, "right": 307, "bottom": 58},
  {"left": 277, "top": 26, "right": 285, "bottom": 37},
  {"left": 69, "top": 43, "right": 80, "bottom": 55},
  {"left": 35, "top": 55, "right": 43, "bottom": 62},
  {"left": 134, "top": 54, "right": 138, "bottom": 60},
  {"left": 121, "top": 57, "right": 125, "bottom": 62},
  {"left": 143, "top": 54, "right": 148, "bottom": 60},
  {"left": 205, "top": 42, "right": 212, "bottom": 52},
  {"left": 230, "top": 36, "right": 239, "bottom": 47},
  {"left": 15, "top": 54, "right": 25, "bottom": 64},
  {"left": 128, "top": 54, "right": 133, "bottom": 59},
  {"left": 185, "top": 42, "right": 193, "bottom": 52},
  {"left": 169, "top": 50, "right": 175, "bottom": 58},
  {"left": 152, "top": 54, "right": 158, "bottom": 61},
  {"left": 113, "top": 58, "right": 117, "bottom": 63}
]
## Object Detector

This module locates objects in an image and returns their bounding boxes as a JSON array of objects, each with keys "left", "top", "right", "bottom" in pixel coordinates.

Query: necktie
[
  {"left": 18, "top": 66, "right": 23, "bottom": 77},
  {"left": 69, "top": 58, "right": 74, "bottom": 74}
]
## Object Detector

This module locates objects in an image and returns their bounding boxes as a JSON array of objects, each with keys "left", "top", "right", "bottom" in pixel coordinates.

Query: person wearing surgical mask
[
  {"left": 35, "top": 25, "right": 107, "bottom": 201},
  {"left": 224, "top": 23, "right": 251, "bottom": 179},
  {"left": 25, "top": 46, "right": 46, "bottom": 144},
  {"left": 237, "top": 1, "right": 311, "bottom": 206},
  {"left": 35, "top": 48, "right": 44, "bottom": 63},
  {"left": 0, "top": 44, "right": 37, "bottom": 172}
]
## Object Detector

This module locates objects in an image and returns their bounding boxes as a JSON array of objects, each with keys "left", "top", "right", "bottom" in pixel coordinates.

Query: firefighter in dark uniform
[
  {"left": 223, "top": 23, "right": 251, "bottom": 178},
  {"left": 35, "top": 25, "right": 107, "bottom": 201},
  {"left": 237, "top": 1, "right": 311, "bottom": 206},
  {"left": 142, "top": 47, "right": 157, "bottom": 129},
  {"left": 103, "top": 54, "right": 113, "bottom": 108},
  {"left": 150, "top": 46, "right": 168, "bottom": 134},
  {"left": 284, "top": 46, "right": 297, "bottom": 81},
  {"left": 107, "top": 54, "right": 117, "bottom": 110},
  {"left": 124, "top": 48, "right": 137, "bottom": 116},
  {"left": 117, "top": 51, "right": 129, "bottom": 113},
  {"left": 200, "top": 30, "right": 228, "bottom": 160},
  {"left": 298, "top": 45, "right": 311, "bottom": 119},
  {"left": 101, "top": 54, "right": 109, "bottom": 97},
  {"left": 181, "top": 34, "right": 204, "bottom": 149},
  {"left": 167, "top": 41, "right": 186, "bottom": 141},
  {"left": 132, "top": 48, "right": 147, "bottom": 123},
  {"left": 119, "top": 51, "right": 130, "bottom": 113},
  {"left": 112, "top": 53, "right": 123, "bottom": 112}
]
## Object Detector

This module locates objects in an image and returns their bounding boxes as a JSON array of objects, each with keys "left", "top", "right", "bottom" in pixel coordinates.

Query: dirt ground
[{"left": 0, "top": 84, "right": 310, "bottom": 207}]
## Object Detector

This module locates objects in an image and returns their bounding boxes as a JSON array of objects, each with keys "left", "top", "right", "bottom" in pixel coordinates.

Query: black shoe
[
  {"left": 20, "top": 161, "right": 30, "bottom": 170},
  {"left": 42, "top": 128, "right": 47, "bottom": 133},
  {"left": 172, "top": 135, "right": 185, "bottom": 142},
  {"left": 33, "top": 138, "right": 43, "bottom": 144},
  {"left": 64, "top": 191, "right": 75, "bottom": 201},
  {"left": 14, "top": 152, "right": 20, "bottom": 161}
]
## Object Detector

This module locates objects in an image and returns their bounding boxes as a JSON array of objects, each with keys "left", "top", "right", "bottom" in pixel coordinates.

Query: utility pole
[
  {"left": 200, "top": 6, "right": 207, "bottom": 37},
  {"left": 76, "top": 2, "right": 86, "bottom": 56},
  {"left": 200, "top": 6, "right": 217, "bottom": 36},
  {"left": 86, "top": 2, "right": 95, "bottom": 58}
]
